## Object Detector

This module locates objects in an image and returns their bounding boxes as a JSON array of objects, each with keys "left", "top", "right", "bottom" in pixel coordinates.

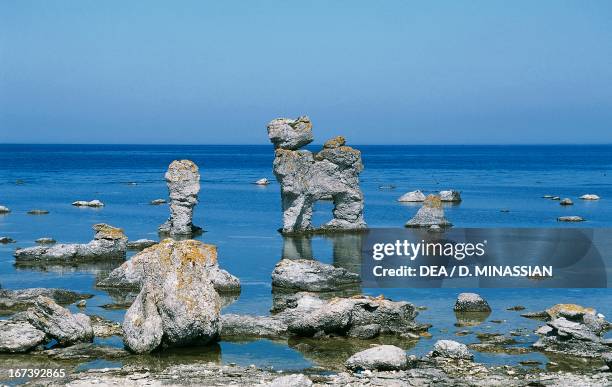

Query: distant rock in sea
[
  {"left": 405, "top": 195, "right": 452, "bottom": 228},
  {"left": 254, "top": 178, "right": 270, "bottom": 185},
  {"left": 0, "top": 206, "right": 10, "bottom": 214},
  {"left": 72, "top": 200, "right": 104, "bottom": 207},
  {"left": 580, "top": 194, "right": 600, "bottom": 200},
  {"left": 397, "top": 190, "right": 426, "bottom": 202},
  {"left": 557, "top": 216, "right": 585, "bottom": 222},
  {"left": 36, "top": 237, "right": 56, "bottom": 245},
  {"left": 559, "top": 198, "right": 573, "bottom": 206},
  {"left": 439, "top": 190, "right": 462, "bottom": 202},
  {"left": 0, "top": 237, "right": 16, "bottom": 244},
  {"left": 27, "top": 209, "right": 49, "bottom": 215},
  {"left": 158, "top": 160, "right": 202, "bottom": 236},
  {"left": 150, "top": 199, "right": 166, "bottom": 205}
]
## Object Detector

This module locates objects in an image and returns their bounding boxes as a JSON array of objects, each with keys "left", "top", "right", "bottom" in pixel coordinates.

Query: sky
[{"left": 1, "top": 1, "right": 611, "bottom": 145}]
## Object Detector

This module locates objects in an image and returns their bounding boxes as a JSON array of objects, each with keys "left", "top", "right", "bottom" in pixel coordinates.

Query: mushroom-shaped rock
[
  {"left": 0, "top": 320, "right": 46, "bottom": 353},
  {"left": 398, "top": 190, "right": 426, "bottom": 202},
  {"left": 345, "top": 345, "right": 409, "bottom": 371},
  {"left": 454, "top": 293, "right": 491, "bottom": 312},
  {"left": 271, "top": 259, "right": 359, "bottom": 292},
  {"left": 23, "top": 296, "right": 93, "bottom": 346},
  {"left": 439, "top": 190, "right": 462, "bottom": 202},
  {"left": 267, "top": 116, "right": 314, "bottom": 150},
  {"left": 158, "top": 160, "right": 202, "bottom": 236},
  {"left": 405, "top": 195, "right": 452, "bottom": 228},
  {"left": 122, "top": 239, "right": 221, "bottom": 353},
  {"left": 431, "top": 340, "right": 473, "bottom": 360}
]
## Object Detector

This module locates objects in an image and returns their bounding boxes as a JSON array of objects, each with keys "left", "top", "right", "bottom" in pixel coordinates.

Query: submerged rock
[
  {"left": 150, "top": 198, "right": 166, "bottom": 205},
  {"left": 0, "top": 236, "right": 16, "bottom": 244},
  {"left": 97, "top": 239, "right": 240, "bottom": 293},
  {"left": 27, "top": 209, "right": 49, "bottom": 215},
  {"left": 268, "top": 117, "right": 366, "bottom": 233},
  {"left": 126, "top": 239, "right": 157, "bottom": 251},
  {"left": 431, "top": 340, "right": 473, "bottom": 360},
  {"left": 453, "top": 293, "right": 491, "bottom": 312},
  {"left": 558, "top": 216, "right": 585, "bottom": 222},
  {"left": 405, "top": 195, "right": 452, "bottom": 228},
  {"left": 345, "top": 345, "right": 409, "bottom": 371},
  {"left": 271, "top": 259, "right": 359, "bottom": 292},
  {"left": 14, "top": 223, "right": 127, "bottom": 262},
  {"left": 580, "top": 194, "right": 600, "bottom": 200},
  {"left": 72, "top": 199, "right": 104, "bottom": 207},
  {"left": 0, "top": 287, "right": 93, "bottom": 315},
  {"left": 0, "top": 320, "right": 46, "bottom": 353},
  {"left": 439, "top": 190, "right": 462, "bottom": 202},
  {"left": 560, "top": 198, "right": 574, "bottom": 206},
  {"left": 158, "top": 160, "right": 202, "bottom": 236},
  {"left": 21, "top": 296, "right": 93, "bottom": 346},
  {"left": 35, "top": 237, "right": 56, "bottom": 244},
  {"left": 254, "top": 178, "right": 270, "bottom": 185},
  {"left": 397, "top": 190, "right": 426, "bottom": 202},
  {"left": 122, "top": 240, "right": 221, "bottom": 353},
  {"left": 0, "top": 205, "right": 10, "bottom": 214}
]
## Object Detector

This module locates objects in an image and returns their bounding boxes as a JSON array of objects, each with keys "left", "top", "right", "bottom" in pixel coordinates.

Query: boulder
[
  {"left": 0, "top": 236, "right": 16, "bottom": 244},
  {"left": 271, "top": 259, "right": 360, "bottom": 292},
  {"left": 0, "top": 205, "right": 10, "bottom": 214},
  {"left": 405, "top": 195, "right": 452, "bottom": 228},
  {"left": 267, "top": 374, "right": 312, "bottom": 387},
  {"left": 453, "top": 293, "right": 491, "bottom": 312},
  {"left": 557, "top": 216, "right": 585, "bottom": 222},
  {"left": 439, "top": 190, "right": 462, "bottom": 202},
  {"left": 220, "top": 314, "right": 288, "bottom": 338},
  {"left": 158, "top": 160, "right": 202, "bottom": 236},
  {"left": 397, "top": 190, "right": 426, "bottom": 202},
  {"left": 560, "top": 198, "right": 573, "bottom": 206},
  {"left": 268, "top": 116, "right": 366, "bottom": 233},
  {"left": 72, "top": 200, "right": 104, "bottom": 207},
  {"left": 122, "top": 239, "right": 222, "bottom": 353},
  {"left": 267, "top": 116, "right": 314, "bottom": 150},
  {"left": 580, "top": 194, "right": 600, "bottom": 201},
  {"left": 345, "top": 345, "right": 409, "bottom": 371},
  {"left": 14, "top": 223, "right": 127, "bottom": 262},
  {"left": 97, "top": 239, "right": 240, "bottom": 293},
  {"left": 21, "top": 296, "right": 93, "bottom": 346},
  {"left": 254, "top": 178, "right": 270, "bottom": 185},
  {"left": 150, "top": 198, "right": 167, "bottom": 205},
  {"left": 0, "top": 320, "right": 46, "bottom": 353},
  {"left": 127, "top": 239, "right": 157, "bottom": 251},
  {"left": 546, "top": 304, "right": 596, "bottom": 320},
  {"left": 431, "top": 340, "right": 473, "bottom": 360},
  {"left": 35, "top": 237, "right": 56, "bottom": 244}
]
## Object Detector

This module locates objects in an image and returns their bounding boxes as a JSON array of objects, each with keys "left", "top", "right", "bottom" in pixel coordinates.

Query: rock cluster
[
  {"left": 122, "top": 239, "right": 221, "bottom": 353},
  {"left": 158, "top": 160, "right": 202, "bottom": 236},
  {"left": 271, "top": 259, "right": 359, "bottom": 292},
  {"left": 14, "top": 223, "right": 128, "bottom": 262},
  {"left": 97, "top": 239, "right": 240, "bottom": 294},
  {"left": 533, "top": 303, "right": 611, "bottom": 358},
  {"left": 267, "top": 116, "right": 366, "bottom": 234},
  {"left": 405, "top": 195, "right": 452, "bottom": 228}
]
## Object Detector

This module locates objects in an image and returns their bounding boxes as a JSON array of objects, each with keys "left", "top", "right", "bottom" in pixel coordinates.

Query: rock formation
[
  {"left": 439, "top": 190, "right": 462, "bottom": 202},
  {"left": 0, "top": 320, "right": 46, "bottom": 353},
  {"left": 0, "top": 287, "right": 92, "bottom": 315},
  {"left": 453, "top": 293, "right": 491, "bottom": 312},
  {"left": 72, "top": 200, "right": 104, "bottom": 207},
  {"left": 397, "top": 190, "right": 426, "bottom": 202},
  {"left": 405, "top": 195, "right": 452, "bottom": 228},
  {"left": 345, "top": 345, "right": 410, "bottom": 371},
  {"left": 158, "top": 160, "right": 202, "bottom": 236},
  {"left": 14, "top": 224, "right": 127, "bottom": 262},
  {"left": 122, "top": 239, "right": 222, "bottom": 353},
  {"left": 271, "top": 259, "right": 359, "bottom": 292},
  {"left": 97, "top": 239, "right": 240, "bottom": 294},
  {"left": 430, "top": 340, "right": 473, "bottom": 360},
  {"left": 580, "top": 194, "right": 600, "bottom": 200},
  {"left": 267, "top": 116, "right": 366, "bottom": 234}
]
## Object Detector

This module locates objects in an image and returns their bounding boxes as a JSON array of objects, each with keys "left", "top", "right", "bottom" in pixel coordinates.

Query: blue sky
[{"left": 1, "top": 1, "right": 611, "bottom": 144}]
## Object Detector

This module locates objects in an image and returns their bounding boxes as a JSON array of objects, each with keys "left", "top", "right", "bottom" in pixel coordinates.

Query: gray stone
[
  {"left": 220, "top": 314, "right": 288, "bottom": 338},
  {"left": 557, "top": 216, "right": 585, "bottom": 222},
  {"left": 36, "top": 237, "right": 56, "bottom": 244},
  {"left": 0, "top": 320, "right": 46, "bottom": 353},
  {"left": 453, "top": 293, "right": 491, "bottom": 312},
  {"left": 347, "top": 323, "right": 381, "bottom": 339},
  {"left": 406, "top": 195, "right": 452, "bottom": 228},
  {"left": 150, "top": 198, "right": 166, "bottom": 205},
  {"left": 398, "top": 190, "right": 426, "bottom": 202},
  {"left": 271, "top": 259, "right": 359, "bottom": 292},
  {"left": 72, "top": 199, "right": 104, "bottom": 207},
  {"left": 603, "top": 353, "right": 612, "bottom": 369},
  {"left": 267, "top": 116, "right": 314, "bottom": 150},
  {"left": 97, "top": 239, "right": 240, "bottom": 293},
  {"left": 254, "top": 178, "right": 270, "bottom": 185},
  {"left": 431, "top": 340, "right": 473, "bottom": 360},
  {"left": 0, "top": 287, "right": 92, "bottom": 314},
  {"left": 127, "top": 239, "right": 157, "bottom": 251},
  {"left": 580, "top": 194, "right": 600, "bottom": 200},
  {"left": 122, "top": 239, "right": 221, "bottom": 353},
  {"left": 0, "top": 236, "right": 16, "bottom": 244},
  {"left": 439, "top": 190, "right": 462, "bottom": 202},
  {"left": 268, "top": 118, "right": 366, "bottom": 234},
  {"left": 560, "top": 198, "right": 574, "bottom": 206},
  {"left": 76, "top": 299, "right": 87, "bottom": 308},
  {"left": 158, "top": 160, "right": 202, "bottom": 236},
  {"left": 267, "top": 374, "right": 312, "bottom": 387},
  {"left": 345, "top": 345, "right": 408, "bottom": 371},
  {"left": 22, "top": 296, "right": 93, "bottom": 346},
  {"left": 27, "top": 209, "right": 49, "bottom": 215},
  {"left": 0, "top": 205, "right": 10, "bottom": 214}
]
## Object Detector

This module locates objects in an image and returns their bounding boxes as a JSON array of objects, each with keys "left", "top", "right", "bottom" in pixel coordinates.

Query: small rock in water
[
  {"left": 500, "top": 209, "right": 510, "bottom": 213},
  {"left": 557, "top": 216, "right": 585, "bottom": 222},
  {"left": 507, "top": 305, "right": 526, "bottom": 311},
  {"left": 36, "top": 237, "right": 56, "bottom": 244},
  {"left": 76, "top": 299, "right": 87, "bottom": 308},
  {"left": 0, "top": 205, "right": 11, "bottom": 214},
  {"left": 27, "top": 209, "right": 49, "bottom": 215},
  {"left": 431, "top": 340, "right": 473, "bottom": 360},
  {"left": 428, "top": 225, "right": 444, "bottom": 233},
  {"left": 580, "top": 194, "right": 600, "bottom": 201},
  {"left": 439, "top": 190, "right": 462, "bottom": 202},
  {"left": 454, "top": 293, "right": 491, "bottom": 312},
  {"left": 345, "top": 345, "right": 409, "bottom": 371},
  {"left": 254, "top": 178, "right": 270, "bottom": 185},
  {"left": 405, "top": 195, "right": 452, "bottom": 228},
  {"left": 551, "top": 196, "right": 560, "bottom": 200},
  {"left": 127, "top": 239, "right": 157, "bottom": 251},
  {"left": 397, "top": 190, "right": 426, "bottom": 202},
  {"left": 378, "top": 184, "right": 396, "bottom": 190},
  {"left": 0, "top": 237, "right": 16, "bottom": 244},
  {"left": 559, "top": 198, "right": 573, "bottom": 206},
  {"left": 72, "top": 200, "right": 104, "bottom": 207},
  {"left": 542, "top": 195, "right": 554, "bottom": 199},
  {"left": 150, "top": 199, "right": 166, "bottom": 205}
]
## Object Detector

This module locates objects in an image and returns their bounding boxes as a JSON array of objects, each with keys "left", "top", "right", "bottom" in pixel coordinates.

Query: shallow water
[{"left": 0, "top": 144, "right": 611, "bottom": 372}]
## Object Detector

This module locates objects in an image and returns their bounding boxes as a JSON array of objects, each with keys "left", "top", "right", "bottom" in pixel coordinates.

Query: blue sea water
[{"left": 0, "top": 144, "right": 611, "bottom": 372}]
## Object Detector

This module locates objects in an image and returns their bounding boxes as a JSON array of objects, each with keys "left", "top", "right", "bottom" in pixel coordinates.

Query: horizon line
[{"left": 1, "top": 142, "right": 611, "bottom": 147}]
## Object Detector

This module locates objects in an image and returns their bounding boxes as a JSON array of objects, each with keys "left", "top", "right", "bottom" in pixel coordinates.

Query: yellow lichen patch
[
  {"left": 93, "top": 223, "right": 126, "bottom": 240},
  {"left": 546, "top": 304, "right": 595, "bottom": 319},
  {"left": 423, "top": 194, "right": 442, "bottom": 209},
  {"left": 323, "top": 136, "right": 346, "bottom": 149}
]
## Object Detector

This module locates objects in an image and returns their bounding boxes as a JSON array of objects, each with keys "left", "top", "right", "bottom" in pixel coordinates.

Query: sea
[{"left": 0, "top": 144, "right": 611, "bottom": 373}]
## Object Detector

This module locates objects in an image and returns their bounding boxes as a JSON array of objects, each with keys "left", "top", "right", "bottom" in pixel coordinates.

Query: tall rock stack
[
  {"left": 159, "top": 160, "right": 202, "bottom": 236},
  {"left": 267, "top": 116, "right": 366, "bottom": 234}
]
